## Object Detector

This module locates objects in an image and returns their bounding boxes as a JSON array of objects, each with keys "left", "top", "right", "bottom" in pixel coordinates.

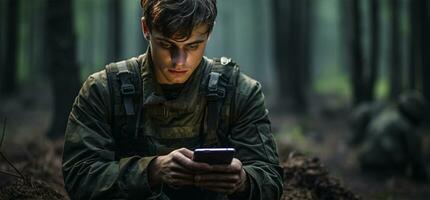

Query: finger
[
  {"left": 196, "top": 180, "right": 238, "bottom": 189},
  {"left": 200, "top": 186, "right": 236, "bottom": 195},
  {"left": 172, "top": 150, "right": 212, "bottom": 171},
  {"left": 195, "top": 173, "right": 240, "bottom": 183},
  {"left": 210, "top": 158, "right": 242, "bottom": 173},
  {"left": 177, "top": 148, "right": 193, "bottom": 158},
  {"left": 170, "top": 161, "right": 195, "bottom": 174},
  {"left": 170, "top": 171, "right": 195, "bottom": 180},
  {"left": 166, "top": 177, "right": 195, "bottom": 187},
  {"left": 164, "top": 171, "right": 195, "bottom": 187}
]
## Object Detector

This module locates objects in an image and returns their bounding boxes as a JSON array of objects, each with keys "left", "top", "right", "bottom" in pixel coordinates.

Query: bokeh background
[{"left": 1, "top": 0, "right": 430, "bottom": 199}]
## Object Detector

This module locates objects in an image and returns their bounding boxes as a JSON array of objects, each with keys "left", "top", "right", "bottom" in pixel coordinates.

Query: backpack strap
[
  {"left": 204, "top": 57, "right": 239, "bottom": 147},
  {"left": 105, "top": 57, "right": 143, "bottom": 141}
]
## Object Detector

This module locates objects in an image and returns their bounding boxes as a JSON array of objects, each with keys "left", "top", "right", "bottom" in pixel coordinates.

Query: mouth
[{"left": 168, "top": 69, "right": 188, "bottom": 74}]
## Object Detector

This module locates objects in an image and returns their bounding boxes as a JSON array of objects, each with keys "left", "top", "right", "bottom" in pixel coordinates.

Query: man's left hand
[{"left": 194, "top": 158, "right": 249, "bottom": 195}]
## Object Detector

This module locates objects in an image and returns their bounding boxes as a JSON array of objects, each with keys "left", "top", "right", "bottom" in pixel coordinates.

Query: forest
[{"left": 0, "top": 0, "right": 430, "bottom": 199}]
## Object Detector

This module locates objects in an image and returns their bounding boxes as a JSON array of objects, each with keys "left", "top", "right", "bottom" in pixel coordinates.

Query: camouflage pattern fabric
[
  {"left": 357, "top": 105, "right": 427, "bottom": 180},
  {"left": 62, "top": 53, "right": 283, "bottom": 199}
]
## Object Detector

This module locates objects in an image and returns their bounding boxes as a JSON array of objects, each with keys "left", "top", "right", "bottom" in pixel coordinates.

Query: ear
[{"left": 141, "top": 17, "right": 150, "bottom": 40}]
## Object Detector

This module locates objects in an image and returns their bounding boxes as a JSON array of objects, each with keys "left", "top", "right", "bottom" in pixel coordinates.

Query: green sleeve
[
  {"left": 228, "top": 74, "right": 284, "bottom": 200},
  {"left": 62, "top": 71, "right": 162, "bottom": 199}
]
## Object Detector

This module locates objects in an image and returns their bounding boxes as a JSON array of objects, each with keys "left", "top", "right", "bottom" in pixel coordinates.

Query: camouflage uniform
[
  {"left": 356, "top": 92, "right": 428, "bottom": 180},
  {"left": 62, "top": 52, "right": 283, "bottom": 199}
]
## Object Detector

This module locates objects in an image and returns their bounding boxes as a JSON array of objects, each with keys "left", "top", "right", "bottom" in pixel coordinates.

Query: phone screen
[{"left": 193, "top": 148, "right": 235, "bottom": 165}]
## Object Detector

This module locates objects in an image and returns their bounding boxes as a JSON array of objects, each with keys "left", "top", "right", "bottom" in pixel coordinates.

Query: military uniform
[
  {"left": 62, "top": 51, "right": 283, "bottom": 199},
  {"left": 357, "top": 104, "right": 427, "bottom": 180}
]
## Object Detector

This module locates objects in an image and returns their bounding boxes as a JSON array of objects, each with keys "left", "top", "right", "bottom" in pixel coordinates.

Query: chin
[{"left": 169, "top": 79, "right": 186, "bottom": 84}]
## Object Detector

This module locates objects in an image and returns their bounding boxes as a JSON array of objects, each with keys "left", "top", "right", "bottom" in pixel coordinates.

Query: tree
[
  {"left": 347, "top": 0, "right": 380, "bottom": 105},
  {"left": 0, "top": 0, "right": 19, "bottom": 97},
  {"left": 28, "top": 0, "right": 47, "bottom": 79},
  {"left": 272, "top": 0, "right": 311, "bottom": 113},
  {"left": 419, "top": 0, "right": 430, "bottom": 102},
  {"left": 388, "top": 0, "right": 402, "bottom": 99},
  {"left": 349, "top": 0, "right": 365, "bottom": 105},
  {"left": 367, "top": 0, "right": 380, "bottom": 101},
  {"left": 46, "top": 0, "right": 80, "bottom": 139},
  {"left": 408, "top": 0, "right": 419, "bottom": 90},
  {"left": 107, "top": 0, "right": 122, "bottom": 61}
]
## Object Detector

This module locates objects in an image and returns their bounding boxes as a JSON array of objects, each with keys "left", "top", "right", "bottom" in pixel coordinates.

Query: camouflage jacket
[
  {"left": 62, "top": 53, "right": 283, "bottom": 200},
  {"left": 358, "top": 105, "right": 423, "bottom": 169}
]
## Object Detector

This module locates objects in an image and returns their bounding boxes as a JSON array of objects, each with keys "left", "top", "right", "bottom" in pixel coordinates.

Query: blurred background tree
[{"left": 45, "top": 0, "right": 80, "bottom": 138}]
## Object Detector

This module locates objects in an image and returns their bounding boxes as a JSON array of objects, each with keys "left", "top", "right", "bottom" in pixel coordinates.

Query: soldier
[
  {"left": 62, "top": 0, "right": 283, "bottom": 199},
  {"left": 354, "top": 91, "right": 428, "bottom": 181},
  {"left": 348, "top": 101, "right": 384, "bottom": 146}
]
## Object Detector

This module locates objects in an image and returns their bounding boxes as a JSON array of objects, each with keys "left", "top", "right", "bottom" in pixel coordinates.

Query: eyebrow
[{"left": 155, "top": 37, "right": 206, "bottom": 45}]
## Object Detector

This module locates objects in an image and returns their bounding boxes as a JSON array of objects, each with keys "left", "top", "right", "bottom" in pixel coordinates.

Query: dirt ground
[
  {"left": 0, "top": 85, "right": 429, "bottom": 199},
  {"left": 272, "top": 94, "right": 430, "bottom": 200}
]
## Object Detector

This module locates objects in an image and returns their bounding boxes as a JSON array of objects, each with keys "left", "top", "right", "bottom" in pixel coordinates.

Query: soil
[{"left": 281, "top": 152, "right": 360, "bottom": 200}]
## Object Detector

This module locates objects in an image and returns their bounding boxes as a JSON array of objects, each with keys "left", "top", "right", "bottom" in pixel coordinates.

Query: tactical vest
[{"left": 105, "top": 55, "right": 240, "bottom": 159}]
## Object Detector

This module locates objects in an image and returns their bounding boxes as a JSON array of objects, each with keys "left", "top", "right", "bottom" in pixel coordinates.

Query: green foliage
[
  {"left": 314, "top": 64, "right": 351, "bottom": 99},
  {"left": 275, "top": 121, "right": 313, "bottom": 156},
  {"left": 375, "top": 76, "right": 389, "bottom": 100}
]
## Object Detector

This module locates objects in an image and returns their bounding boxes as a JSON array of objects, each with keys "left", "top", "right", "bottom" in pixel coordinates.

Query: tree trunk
[
  {"left": 108, "top": 0, "right": 122, "bottom": 61},
  {"left": 0, "top": 1, "right": 5, "bottom": 86},
  {"left": 408, "top": 0, "right": 419, "bottom": 90},
  {"left": 273, "top": 0, "right": 290, "bottom": 112},
  {"left": 366, "top": 0, "right": 380, "bottom": 101},
  {"left": 339, "top": 0, "right": 352, "bottom": 80},
  {"left": 420, "top": 0, "right": 430, "bottom": 102},
  {"left": 273, "top": 0, "right": 308, "bottom": 113},
  {"left": 389, "top": 0, "right": 402, "bottom": 99},
  {"left": 289, "top": 0, "right": 307, "bottom": 113},
  {"left": 350, "top": 0, "right": 365, "bottom": 105},
  {"left": 300, "top": 0, "right": 313, "bottom": 102},
  {"left": 0, "top": 0, "right": 19, "bottom": 97},
  {"left": 46, "top": 0, "right": 80, "bottom": 139},
  {"left": 29, "top": 0, "right": 47, "bottom": 80}
]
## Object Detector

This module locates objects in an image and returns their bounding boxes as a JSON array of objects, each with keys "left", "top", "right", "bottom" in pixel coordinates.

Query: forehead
[{"left": 152, "top": 24, "right": 209, "bottom": 42}]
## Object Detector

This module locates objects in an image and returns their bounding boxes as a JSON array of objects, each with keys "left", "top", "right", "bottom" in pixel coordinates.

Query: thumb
[{"left": 178, "top": 148, "right": 194, "bottom": 159}]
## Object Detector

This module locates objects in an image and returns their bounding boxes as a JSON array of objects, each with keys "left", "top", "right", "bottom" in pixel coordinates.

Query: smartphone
[{"left": 193, "top": 148, "right": 236, "bottom": 165}]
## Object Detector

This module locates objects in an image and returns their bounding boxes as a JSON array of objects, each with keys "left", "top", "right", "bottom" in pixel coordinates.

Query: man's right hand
[{"left": 148, "top": 148, "right": 212, "bottom": 189}]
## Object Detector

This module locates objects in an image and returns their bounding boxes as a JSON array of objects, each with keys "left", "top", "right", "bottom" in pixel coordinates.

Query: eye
[
  {"left": 159, "top": 41, "right": 172, "bottom": 49},
  {"left": 187, "top": 44, "right": 199, "bottom": 50}
]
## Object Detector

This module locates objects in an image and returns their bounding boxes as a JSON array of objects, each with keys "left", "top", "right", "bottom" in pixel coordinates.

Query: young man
[{"left": 62, "top": 0, "right": 283, "bottom": 199}]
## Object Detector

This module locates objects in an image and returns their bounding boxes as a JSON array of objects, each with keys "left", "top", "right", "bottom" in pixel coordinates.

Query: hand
[
  {"left": 148, "top": 148, "right": 212, "bottom": 189},
  {"left": 194, "top": 158, "right": 249, "bottom": 195}
]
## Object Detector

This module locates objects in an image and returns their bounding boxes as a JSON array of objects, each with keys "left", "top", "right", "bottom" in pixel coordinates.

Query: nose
[{"left": 171, "top": 49, "right": 187, "bottom": 67}]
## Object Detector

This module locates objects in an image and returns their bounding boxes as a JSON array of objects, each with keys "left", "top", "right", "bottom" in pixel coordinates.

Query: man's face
[{"left": 142, "top": 20, "right": 210, "bottom": 84}]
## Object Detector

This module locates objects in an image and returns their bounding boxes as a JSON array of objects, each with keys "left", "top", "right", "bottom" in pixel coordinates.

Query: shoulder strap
[
  {"left": 105, "top": 57, "right": 142, "bottom": 140},
  {"left": 205, "top": 57, "right": 239, "bottom": 147}
]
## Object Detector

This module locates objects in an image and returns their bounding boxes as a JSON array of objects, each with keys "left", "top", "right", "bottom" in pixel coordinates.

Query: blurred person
[
  {"left": 349, "top": 91, "right": 429, "bottom": 181},
  {"left": 62, "top": 0, "right": 283, "bottom": 199}
]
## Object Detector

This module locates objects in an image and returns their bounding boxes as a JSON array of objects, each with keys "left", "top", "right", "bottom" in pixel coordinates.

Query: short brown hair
[{"left": 141, "top": 0, "right": 217, "bottom": 41}]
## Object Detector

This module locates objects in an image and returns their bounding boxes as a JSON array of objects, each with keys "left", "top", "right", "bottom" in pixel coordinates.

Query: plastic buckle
[
  {"left": 217, "top": 88, "right": 226, "bottom": 98},
  {"left": 208, "top": 72, "right": 221, "bottom": 92},
  {"left": 121, "top": 84, "right": 135, "bottom": 95},
  {"left": 117, "top": 70, "right": 132, "bottom": 78}
]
